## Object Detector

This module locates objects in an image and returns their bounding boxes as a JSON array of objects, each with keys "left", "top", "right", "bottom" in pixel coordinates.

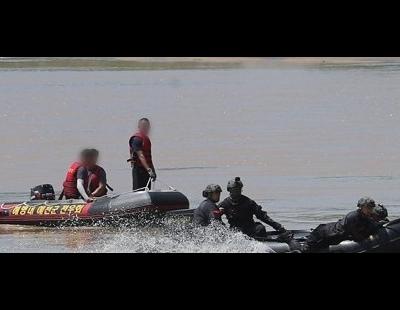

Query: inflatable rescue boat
[
  {"left": 0, "top": 190, "right": 189, "bottom": 226},
  {"left": 260, "top": 218, "right": 400, "bottom": 253}
]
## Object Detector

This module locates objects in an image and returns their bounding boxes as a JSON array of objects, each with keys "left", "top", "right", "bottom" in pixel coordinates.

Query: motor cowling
[{"left": 30, "top": 184, "right": 55, "bottom": 200}]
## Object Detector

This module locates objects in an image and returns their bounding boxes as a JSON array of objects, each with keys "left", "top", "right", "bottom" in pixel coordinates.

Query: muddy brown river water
[{"left": 1, "top": 58, "right": 400, "bottom": 252}]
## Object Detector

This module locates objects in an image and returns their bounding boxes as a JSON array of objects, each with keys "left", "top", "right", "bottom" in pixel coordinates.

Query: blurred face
[
  {"left": 138, "top": 120, "right": 151, "bottom": 135},
  {"left": 229, "top": 188, "right": 242, "bottom": 201},
  {"left": 82, "top": 154, "right": 98, "bottom": 169},
  {"left": 210, "top": 191, "right": 221, "bottom": 203},
  {"left": 89, "top": 154, "right": 98, "bottom": 168}
]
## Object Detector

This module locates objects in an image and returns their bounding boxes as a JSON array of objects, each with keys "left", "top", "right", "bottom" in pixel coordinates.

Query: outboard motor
[{"left": 30, "top": 184, "right": 55, "bottom": 201}]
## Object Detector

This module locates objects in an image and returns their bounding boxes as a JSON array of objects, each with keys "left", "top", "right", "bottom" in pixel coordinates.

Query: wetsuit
[
  {"left": 193, "top": 199, "right": 223, "bottom": 226},
  {"left": 306, "top": 208, "right": 388, "bottom": 250},
  {"left": 219, "top": 195, "right": 285, "bottom": 238}
]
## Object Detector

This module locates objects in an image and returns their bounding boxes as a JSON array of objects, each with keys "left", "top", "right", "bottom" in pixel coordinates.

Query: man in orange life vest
[
  {"left": 63, "top": 149, "right": 108, "bottom": 202},
  {"left": 128, "top": 118, "right": 156, "bottom": 190}
]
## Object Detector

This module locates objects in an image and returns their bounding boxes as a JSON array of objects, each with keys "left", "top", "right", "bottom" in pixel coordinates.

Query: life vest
[
  {"left": 87, "top": 165, "right": 107, "bottom": 195},
  {"left": 129, "top": 132, "right": 153, "bottom": 168},
  {"left": 62, "top": 162, "right": 87, "bottom": 199}
]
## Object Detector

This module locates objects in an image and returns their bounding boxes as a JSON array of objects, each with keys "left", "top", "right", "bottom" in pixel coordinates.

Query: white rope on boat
[
  {"left": 154, "top": 178, "right": 176, "bottom": 191},
  {"left": 104, "top": 178, "right": 178, "bottom": 200}
]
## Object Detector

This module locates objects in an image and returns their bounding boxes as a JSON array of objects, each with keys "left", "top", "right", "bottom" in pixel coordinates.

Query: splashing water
[
  {"left": 80, "top": 218, "right": 276, "bottom": 253},
  {"left": 0, "top": 210, "right": 276, "bottom": 253}
]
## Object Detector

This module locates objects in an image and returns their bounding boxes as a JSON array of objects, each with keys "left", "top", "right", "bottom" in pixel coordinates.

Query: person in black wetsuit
[
  {"left": 305, "top": 197, "right": 389, "bottom": 251},
  {"left": 218, "top": 177, "right": 289, "bottom": 239},
  {"left": 193, "top": 184, "right": 224, "bottom": 226}
]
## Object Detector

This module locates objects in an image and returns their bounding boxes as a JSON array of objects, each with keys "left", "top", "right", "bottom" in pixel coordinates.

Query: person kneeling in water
[
  {"left": 304, "top": 197, "right": 388, "bottom": 252},
  {"left": 62, "top": 149, "right": 108, "bottom": 202},
  {"left": 218, "top": 177, "right": 290, "bottom": 239},
  {"left": 194, "top": 184, "right": 224, "bottom": 226}
]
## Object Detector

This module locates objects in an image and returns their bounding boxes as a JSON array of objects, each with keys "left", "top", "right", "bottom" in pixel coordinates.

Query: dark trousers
[
  {"left": 306, "top": 223, "right": 346, "bottom": 250},
  {"left": 242, "top": 222, "right": 267, "bottom": 238},
  {"left": 132, "top": 166, "right": 151, "bottom": 191}
]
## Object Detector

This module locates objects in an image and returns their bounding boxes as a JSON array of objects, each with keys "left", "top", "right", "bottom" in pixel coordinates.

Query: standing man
[{"left": 128, "top": 118, "right": 156, "bottom": 190}]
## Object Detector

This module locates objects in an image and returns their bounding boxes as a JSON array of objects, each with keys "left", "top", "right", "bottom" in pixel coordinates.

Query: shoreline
[{"left": 0, "top": 57, "right": 399, "bottom": 70}]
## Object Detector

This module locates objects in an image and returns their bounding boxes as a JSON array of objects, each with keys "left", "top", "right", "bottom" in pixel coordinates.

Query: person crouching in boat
[
  {"left": 194, "top": 184, "right": 224, "bottom": 226},
  {"left": 62, "top": 149, "right": 108, "bottom": 202},
  {"left": 219, "top": 177, "right": 290, "bottom": 240},
  {"left": 304, "top": 197, "right": 388, "bottom": 252},
  {"left": 85, "top": 149, "right": 108, "bottom": 198}
]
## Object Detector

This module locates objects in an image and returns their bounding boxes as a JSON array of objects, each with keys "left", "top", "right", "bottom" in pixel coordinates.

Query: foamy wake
[{"left": 85, "top": 218, "right": 275, "bottom": 253}]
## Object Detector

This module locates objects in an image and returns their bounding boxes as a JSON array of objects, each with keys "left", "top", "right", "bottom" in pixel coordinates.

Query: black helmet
[
  {"left": 372, "top": 204, "right": 388, "bottom": 221},
  {"left": 357, "top": 197, "right": 376, "bottom": 209},
  {"left": 202, "top": 184, "right": 222, "bottom": 198},
  {"left": 227, "top": 177, "right": 243, "bottom": 192}
]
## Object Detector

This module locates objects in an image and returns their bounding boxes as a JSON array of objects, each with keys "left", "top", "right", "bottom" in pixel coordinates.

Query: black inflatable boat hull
[{"left": 261, "top": 219, "right": 400, "bottom": 253}]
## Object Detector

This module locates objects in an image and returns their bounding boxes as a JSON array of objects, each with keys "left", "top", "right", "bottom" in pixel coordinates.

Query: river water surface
[{"left": 1, "top": 58, "right": 400, "bottom": 252}]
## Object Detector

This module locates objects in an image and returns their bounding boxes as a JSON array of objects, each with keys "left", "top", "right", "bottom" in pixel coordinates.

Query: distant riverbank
[
  {"left": 1, "top": 57, "right": 399, "bottom": 70},
  {"left": 116, "top": 57, "right": 400, "bottom": 66}
]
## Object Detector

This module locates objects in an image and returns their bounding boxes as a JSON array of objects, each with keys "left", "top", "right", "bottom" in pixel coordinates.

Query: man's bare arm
[
  {"left": 136, "top": 150, "right": 151, "bottom": 171},
  {"left": 136, "top": 150, "right": 156, "bottom": 180},
  {"left": 77, "top": 179, "right": 91, "bottom": 202}
]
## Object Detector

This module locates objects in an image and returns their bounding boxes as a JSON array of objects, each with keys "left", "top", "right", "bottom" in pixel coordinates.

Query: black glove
[{"left": 276, "top": 230, "right": 293, "bottom": 242}]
